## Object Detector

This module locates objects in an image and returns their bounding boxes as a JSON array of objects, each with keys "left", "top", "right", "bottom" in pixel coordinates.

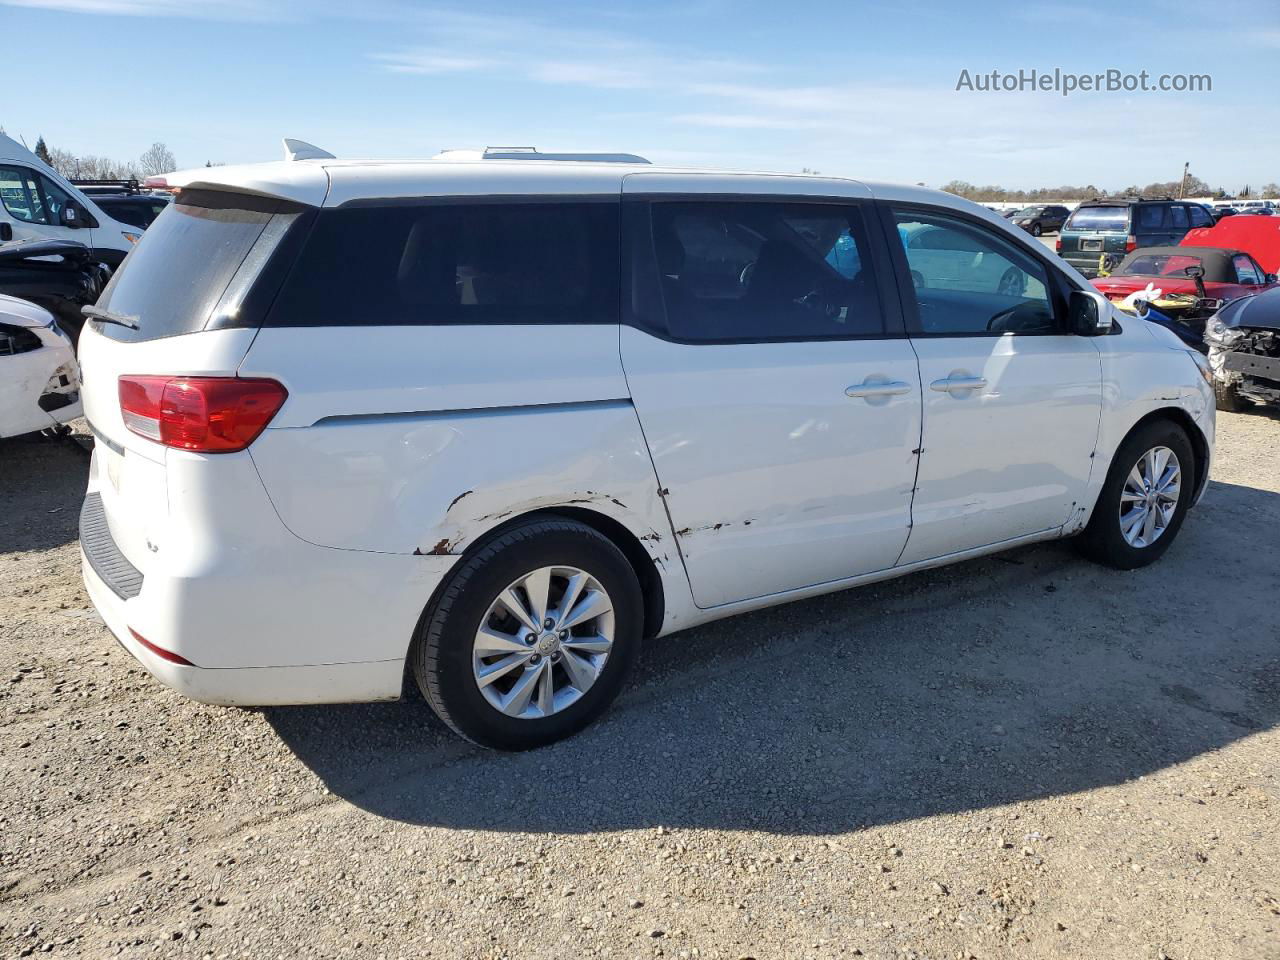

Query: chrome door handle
[
  {"left": 929, "top": 376, "right": 987, "bottom": 393},
  {"left": 845, "top": 380, "right": 913, "bottom": 399}
]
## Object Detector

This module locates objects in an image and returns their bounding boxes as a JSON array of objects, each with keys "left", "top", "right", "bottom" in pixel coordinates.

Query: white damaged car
[{"left": 0, "top": 293, "right": 81, "bottom": 438}]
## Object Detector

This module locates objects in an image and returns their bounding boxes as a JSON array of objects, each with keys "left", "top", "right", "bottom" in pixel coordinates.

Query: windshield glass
[
  {"left": 95, "top": 190, "right": 300, "bottom": 342},
  {"left": 1066, "top": 206, "right": 1129, "bottom": 232},
  {"left": 1121, "top": 253, "right": 1203, "bottom": 277}
]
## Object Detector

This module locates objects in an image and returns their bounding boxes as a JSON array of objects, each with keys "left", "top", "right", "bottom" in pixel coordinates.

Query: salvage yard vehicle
[
  {"left": 1092, "top": 245, "right": 1276, "bottom": 345},
  {"left": 77, "top": 145, "right": 1216, "bottom": 750},
  {"left": 0, "top": 293, "right": 81, "bottom": 438},
  {"left": 0, "top": 238, "right": 112, "bottom": 345},
  {"left": 1058, "top": 197, "right": 1214, "bottom": 277},
  {"left": 1204, "top": 286, "right": 1280, "bottom": 411},
  {"left": 1182, "top": 214, "right": 1280, "bottom": 276},
  {"left": 1093, "top": 246, "right": 1274, "bottom": 305},
  {"left": 1010, "top": 204, "right": 1070, "bottom": 236},
  {"left": 0, "top": 135, "right": 142, "bottom": 267}
]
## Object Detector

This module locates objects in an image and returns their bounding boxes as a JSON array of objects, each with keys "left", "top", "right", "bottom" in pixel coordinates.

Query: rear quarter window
[
  {"left": 95, "top": 190, "right": 301, "bottom": 342},
  {"left": 1065, "top": 206, "right": 1130, "bottom": 232},
  {"left": 266, "top": 201, "right": 620, "bottom": 326}
]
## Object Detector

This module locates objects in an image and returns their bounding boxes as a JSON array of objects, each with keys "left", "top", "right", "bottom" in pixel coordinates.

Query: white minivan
[
  {"left": 0, "top": 134, "right": 142, "bottom": 267},
  {"left": 78, "top": 149, "right": 1215, "bottom": 749}
]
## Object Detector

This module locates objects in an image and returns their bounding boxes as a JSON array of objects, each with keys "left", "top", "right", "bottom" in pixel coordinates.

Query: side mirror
[
  {"left": 1069, "top": 289, "right": 1113, "bottom": 336},
  {"left": 0, "top": 222, "right": 11, "bottom": 242},
  {"left": 60, "top": 205, "right": 82, "bottom": 228},
  {"left": 1184, "top": 264, "right": 1205, "bottom": 279},
  {"left": 1266, "top": 273, "right": 1278, "bottom": 284}
]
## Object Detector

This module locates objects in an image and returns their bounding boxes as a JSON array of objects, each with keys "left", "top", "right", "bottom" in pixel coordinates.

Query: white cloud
[
  {"left": 1, "top": 0, "right": 277, "bottom": 17},
  {"left": 373, "top": 49, "right": 495, "bottom": 74}
]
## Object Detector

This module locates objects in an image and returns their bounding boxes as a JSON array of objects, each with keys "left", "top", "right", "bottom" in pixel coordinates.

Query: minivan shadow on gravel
[{"left": 263, "top": 477, "right": 1280, "bottom": 835}]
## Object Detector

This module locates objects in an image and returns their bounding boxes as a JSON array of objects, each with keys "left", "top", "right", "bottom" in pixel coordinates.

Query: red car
[
  {"left": 1182, "top": 215, "right": 1280, "bottom": 274},
  {"left": 1092, "top": 246, "right": 1276, "bottom": 303}
]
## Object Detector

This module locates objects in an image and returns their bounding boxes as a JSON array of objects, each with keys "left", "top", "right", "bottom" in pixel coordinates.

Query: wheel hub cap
[{"left": 534, "top": 633, "right": 560, "bottom": 656}]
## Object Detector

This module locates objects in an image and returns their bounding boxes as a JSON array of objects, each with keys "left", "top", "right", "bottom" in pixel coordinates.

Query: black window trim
[
  {"left": 621, "top": 194, "right": 907, "bottom": 346},
  {"left": 877, "top": 199, "right": 1079, "bottom": 339}
]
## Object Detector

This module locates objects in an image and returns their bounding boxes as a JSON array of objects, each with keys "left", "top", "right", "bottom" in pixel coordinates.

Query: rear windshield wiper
[{"left": 82, "top": 305, "right": 140, "bottom": 330}]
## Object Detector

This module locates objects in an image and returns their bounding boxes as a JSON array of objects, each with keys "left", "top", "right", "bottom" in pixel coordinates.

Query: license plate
[{"left": 1080, "top": 239, "right": 1102, "bottom": 252}]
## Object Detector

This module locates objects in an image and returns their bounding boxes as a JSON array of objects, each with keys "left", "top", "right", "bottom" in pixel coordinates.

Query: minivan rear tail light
[
  {"left": 118, "top": 376, "right": 287, "bottom": 452},
  {"left": 1125, "top": 235, "right": 1138, "bottom": 253},
  {"left": 1055, "top": 237, "right": 1063, "bottom": 253}
]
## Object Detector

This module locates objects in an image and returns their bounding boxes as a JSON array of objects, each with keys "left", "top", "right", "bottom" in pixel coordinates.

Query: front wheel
[
  {"left": 412, "top": 517, "right": 643, "bottom": 750},
  {"left": 1075, "top": 421, "right": 1195, "bottom": 570},
  {"left": 1031, "top": 222, "right": 1043, "bottom": 237}
]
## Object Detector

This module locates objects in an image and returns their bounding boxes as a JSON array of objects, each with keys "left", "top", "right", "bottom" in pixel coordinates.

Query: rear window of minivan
[
  {"left": 94, "top": 190, "right": 301, "bottom": 342},
  {"left": 1065, "top": 206, "right": 1130, "bottom": 232},
  {"left": 266, "top": 201, "right": 619, "bottom": 327}
]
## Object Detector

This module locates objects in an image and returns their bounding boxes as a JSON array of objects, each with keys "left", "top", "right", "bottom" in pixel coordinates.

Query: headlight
[
  {"left": 123, "top": 232, "right": 142, "bottom": 245},
  {"left": 1187, "top": 349, "right": 1213, "bottom": 386},
  {"left": 1204, "top": 317, "right": 1243, "bottom": 345}
]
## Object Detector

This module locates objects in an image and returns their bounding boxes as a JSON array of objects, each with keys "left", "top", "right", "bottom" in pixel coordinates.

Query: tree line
[
  {"left": 30, "top": 136, "right": 177, "bottom": 180},
  {"left": 940, "top": 173, "right": 1280, "bottom": 203}
]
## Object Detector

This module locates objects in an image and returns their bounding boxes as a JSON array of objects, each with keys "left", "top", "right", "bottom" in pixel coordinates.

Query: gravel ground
[{"left": 1, "top": 413, "right": 1277, "bottom": 960}]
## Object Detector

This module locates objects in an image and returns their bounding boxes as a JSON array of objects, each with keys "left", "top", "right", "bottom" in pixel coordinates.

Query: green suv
[{"left": 1057, "top": 198, "right": 1215, "bottom": 278}]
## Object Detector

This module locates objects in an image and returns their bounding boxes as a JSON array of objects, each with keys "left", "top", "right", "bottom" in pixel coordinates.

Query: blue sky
[{"left": 4, "top": 0, "right": 1278, "bottom": 190}]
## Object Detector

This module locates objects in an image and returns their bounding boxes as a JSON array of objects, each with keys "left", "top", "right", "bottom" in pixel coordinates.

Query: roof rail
[
  {"left": 71, "top": 178, "right": 142, "bottom": 195},
  {"left": 481, "top": 146, "right": 650, "bottom": 164},
  {"left": 1086, "top": 194, "right": 1177, "bottom": 204}
]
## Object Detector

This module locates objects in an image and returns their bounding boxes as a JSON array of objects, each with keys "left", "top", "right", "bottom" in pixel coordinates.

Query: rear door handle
[
  {"left": 845, "top": 380, "right": 913, "bottom": 399},
  {"left": 929, "top": 376, "right": 987, "bottom": 393}
]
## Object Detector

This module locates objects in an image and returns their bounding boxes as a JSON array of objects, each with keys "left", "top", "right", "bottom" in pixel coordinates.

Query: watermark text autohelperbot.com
[{"left": 956, "top": 68, "right": 1211, "bottom": 96}]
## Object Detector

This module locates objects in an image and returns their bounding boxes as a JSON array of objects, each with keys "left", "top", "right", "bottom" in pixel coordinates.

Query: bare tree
[
  {"left": 139, "top": 142, "right": 176, "bottom": 176},
  {"left": 1262, "top": 183, "right": 1280, "bottom": 200}
]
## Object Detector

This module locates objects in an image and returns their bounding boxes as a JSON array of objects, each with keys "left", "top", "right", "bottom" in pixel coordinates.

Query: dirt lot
[{"left": 1, "top": 413, "right": 1277, "bottom": 960}]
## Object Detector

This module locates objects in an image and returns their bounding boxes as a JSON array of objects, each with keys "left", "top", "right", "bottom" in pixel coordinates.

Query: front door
[
  {"left": 886, "top": 204, "right": 1103, "bottom": 565},
  {"left": 619, "top": 187, "right": 923, "bottom": 608}
]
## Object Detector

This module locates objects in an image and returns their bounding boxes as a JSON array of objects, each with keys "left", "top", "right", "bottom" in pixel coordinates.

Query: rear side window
[
  {"left": 1065, "top": 206, "right": 1129, "bottom": 232},
  {"left": 1136, "top": 205, "right": 1169, "bottom": 230},
  {"left": 646, "top": 200, "right": 883, "bottom": 341},
  {"left": 267, "top": 202, "right": 619, "bottom": 326},
  {"left": 96, "top": 190, "right": 300, "bottom": 342}
]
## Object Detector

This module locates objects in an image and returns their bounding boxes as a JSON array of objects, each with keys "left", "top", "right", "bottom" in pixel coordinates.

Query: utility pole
[{"left": 1178, "top": 161, "right": 1189, "bottom": 199}]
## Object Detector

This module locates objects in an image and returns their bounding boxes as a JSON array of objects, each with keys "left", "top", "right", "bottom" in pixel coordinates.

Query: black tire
[
  {"left": 412, "top": 517, "right": 643, "bottom": 750},
  {"left": 1031, "top": 222, "right": 1043, "bottom": 236},
  {"left": 1075, "top": 420, "right": 1196, "bottom": 570},
  {"left": 1214, "top": 380, "right": 1246, "bottom": 413}
]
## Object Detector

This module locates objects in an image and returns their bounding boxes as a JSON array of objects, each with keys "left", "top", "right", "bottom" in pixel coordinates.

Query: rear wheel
[
  {"left": 413, "top": 518, "right": 643, "bottom": 750},
  {"left": 1075, "top": 420, "right": 1195, "bottom": 570}
]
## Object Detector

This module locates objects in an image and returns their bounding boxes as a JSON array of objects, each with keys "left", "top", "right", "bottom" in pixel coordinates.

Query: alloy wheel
[
  {"left": 472, "top": 565, "right": 615, "bottom": 719},
  {"left": 1118, "top": 445, "right": 1181, "bottom": 548}
]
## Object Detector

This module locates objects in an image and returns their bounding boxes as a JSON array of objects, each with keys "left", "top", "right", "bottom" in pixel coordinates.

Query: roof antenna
[{"left": 282, "top": 138, "right": 335, "bottom": 162}]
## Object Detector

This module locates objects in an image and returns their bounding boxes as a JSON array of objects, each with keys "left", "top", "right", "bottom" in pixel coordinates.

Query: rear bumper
[
  {"left": 82, "top": 553, "right": 406, "bottom": 705},
  {"left": 79, "top": 444, "right": 461, "bottom": 706}
]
